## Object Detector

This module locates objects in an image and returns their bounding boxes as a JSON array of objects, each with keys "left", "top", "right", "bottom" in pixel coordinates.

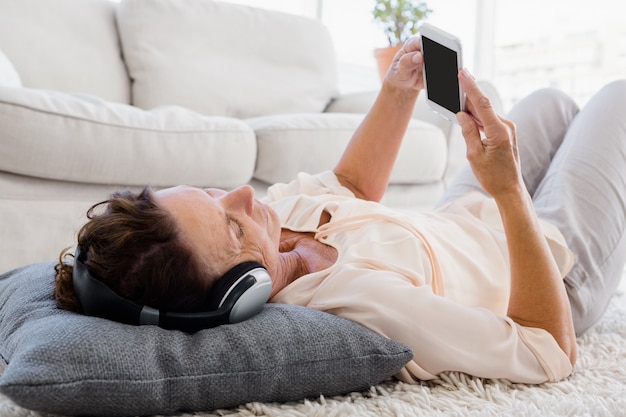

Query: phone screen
[{"left": 421, "top": 35, "right": 461, "bottom": 113}]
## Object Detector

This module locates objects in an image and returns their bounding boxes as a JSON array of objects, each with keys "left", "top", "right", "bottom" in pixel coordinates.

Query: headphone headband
[{"left": 72, "top": 246, "right": 272, "bottom": 332}]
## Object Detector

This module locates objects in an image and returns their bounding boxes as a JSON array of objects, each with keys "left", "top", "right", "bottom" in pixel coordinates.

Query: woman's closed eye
[{"left": 227, "top": 215, "right": 244, "bottom": 238}]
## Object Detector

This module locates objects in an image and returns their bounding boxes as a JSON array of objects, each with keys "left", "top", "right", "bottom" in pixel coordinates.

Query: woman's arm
[
  {"left": 334, "top": 37, "right": 424, "bottom": 202},
  {"left": 457, "top": 69, "right": 577, "bottom": 365}
]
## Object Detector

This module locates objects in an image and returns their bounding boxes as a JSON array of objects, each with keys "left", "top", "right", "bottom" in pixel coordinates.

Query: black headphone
[{"left": 72, "top": 246, "right": 272, "bottom": 332}]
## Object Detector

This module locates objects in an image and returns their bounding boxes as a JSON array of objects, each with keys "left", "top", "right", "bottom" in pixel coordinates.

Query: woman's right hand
[
  {"left": 456, "top": 69, "right": 524, "bottom": 199},
  {"left": 384, "top": 36, "right": 424, "bottom": 93}
]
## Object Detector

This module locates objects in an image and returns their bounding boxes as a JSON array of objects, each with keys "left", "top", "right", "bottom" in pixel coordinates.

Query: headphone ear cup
[
  {"left": 206, "top": 261, "right": 270, "bottom": 310},
  {"left": 227, "top": 266, "right": 272, "bottom": 323}
]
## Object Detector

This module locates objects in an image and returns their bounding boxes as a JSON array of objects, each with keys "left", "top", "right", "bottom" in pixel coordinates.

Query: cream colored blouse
[{"left": 263, "top": 171, "right": 575, "bottom": 384}]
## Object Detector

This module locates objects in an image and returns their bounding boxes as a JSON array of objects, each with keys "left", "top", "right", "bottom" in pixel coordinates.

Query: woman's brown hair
[{"left": 54, "top": 187, "right": 214, "bottom": 314}]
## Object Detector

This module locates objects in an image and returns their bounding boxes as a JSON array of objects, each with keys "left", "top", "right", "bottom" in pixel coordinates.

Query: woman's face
[{"left": 154, "top": 185, "right": 281, "bottom": 281}]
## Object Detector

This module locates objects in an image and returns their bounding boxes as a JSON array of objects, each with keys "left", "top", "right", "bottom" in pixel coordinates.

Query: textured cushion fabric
[
  {"left": 0, "top": 87, "right": 256, "bottom": 188},
  {"left": 117, "top": 0, "right": 338, "bottom": 118},
  {"left": 0, "top": 50, "right": 21, "bottom": 87},
  {"left": 0, "top": 262, "right": 413, "bottom": 416},
  {"left": 248, "top": 113, "right": 448, "bottom": 185},
  {"left": 0, "top": 0, "right": 130, "bottom": 103}
]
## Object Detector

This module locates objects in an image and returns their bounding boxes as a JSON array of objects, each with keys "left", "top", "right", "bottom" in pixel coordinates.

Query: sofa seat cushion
[
  {"left": 248, "top": 113, "right": 448, "bottom": 186},
  {"left": 117, "top": 0, "right": 338, "bottom": 118},
  {"left": 0, "top": 87, "right": 256, "bottom": 188},
  {"left": 0, "top": 262, "right": 412, "bottom": 416}
]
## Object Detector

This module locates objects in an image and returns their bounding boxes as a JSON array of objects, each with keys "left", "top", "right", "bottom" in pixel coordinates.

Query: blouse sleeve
[{"left": 299, "top": 267, "right": 573, "bottom": 384}]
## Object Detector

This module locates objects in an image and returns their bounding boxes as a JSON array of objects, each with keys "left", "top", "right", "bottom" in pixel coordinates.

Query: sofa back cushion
[
  {"left": 0, "top": 0, "right": 130, "bottom": 103},
  {"left": 0, "top": 50, "right": 21, "bottom": 88},
  {"left": 117, "top": 0, "right": 339, "bottom": 118}
]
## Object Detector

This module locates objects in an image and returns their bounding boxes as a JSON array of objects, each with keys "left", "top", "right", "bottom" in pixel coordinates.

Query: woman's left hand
[
  {"left": 384, "top": 36, "right": 424, "bottom": 92},
  {"left": 333, "top": 37, "right": 423, "bottom": 202}
]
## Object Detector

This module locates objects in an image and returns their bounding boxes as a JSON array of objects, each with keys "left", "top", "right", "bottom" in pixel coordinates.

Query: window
[{"left": 491, "top": 0, "right": 625, "bottom": 110}]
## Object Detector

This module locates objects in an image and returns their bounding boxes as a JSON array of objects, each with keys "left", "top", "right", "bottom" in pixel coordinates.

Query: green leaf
[{"left": 372, "top": 0, "right": 432, "bottom": 46}]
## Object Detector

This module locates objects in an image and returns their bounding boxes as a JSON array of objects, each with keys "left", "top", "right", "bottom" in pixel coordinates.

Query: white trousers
[{"left": 437, "top": 80, "right": 626, "bottom": 335}]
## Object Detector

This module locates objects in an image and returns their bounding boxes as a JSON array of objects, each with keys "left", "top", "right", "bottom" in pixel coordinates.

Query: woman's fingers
[
  {"left": 403, "top": 35, "right": 422, "bottom": 53},
  {"left": 456, "top": 68, "right": 523, "bottom": 198},
  {"left": 386, "top": 36, "right": 424, "bottom": 91},
  {"left": 458, "top": 68, "right": 499, "bottom": 134},
  {"left": 456, "top": 111, "right": 483, "bottom": 161}
]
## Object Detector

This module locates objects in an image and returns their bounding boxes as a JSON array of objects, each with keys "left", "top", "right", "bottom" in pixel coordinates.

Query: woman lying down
[{"left": 55, "top": 36, "right": 626, "bottom": 384}]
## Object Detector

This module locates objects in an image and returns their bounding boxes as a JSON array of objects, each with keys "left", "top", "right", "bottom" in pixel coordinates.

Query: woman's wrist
[
  {"left": 492, "top": 183, "right": 529, "bottom": 208},
  {"left": 381, "top": 79, "right": 421, "bottom": 104}
]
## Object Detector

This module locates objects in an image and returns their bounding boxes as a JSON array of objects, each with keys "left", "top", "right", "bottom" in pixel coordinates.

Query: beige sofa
[{"left": 0, "top": 0, "right": 501, "bottom": 273}]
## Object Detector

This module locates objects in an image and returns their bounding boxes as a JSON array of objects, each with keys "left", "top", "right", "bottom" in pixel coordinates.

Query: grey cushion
[{"left": 0, "top": 262, "right": 412, "bottom": 416}]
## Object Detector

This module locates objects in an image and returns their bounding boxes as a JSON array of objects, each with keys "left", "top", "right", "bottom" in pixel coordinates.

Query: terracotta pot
[{"left": 374, "top": 45, "right": 402, "bottom": 81}]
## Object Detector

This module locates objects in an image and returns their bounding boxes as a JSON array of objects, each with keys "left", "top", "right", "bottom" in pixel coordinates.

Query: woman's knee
[
  {"left": 507, "top": 87, "right": 579, "bottom": 135},
  {"left": 523, "top": 87, "right": 579, "bottom": 119},
  {"left": 577, "top": 79, "right": 626, "bottom": 140},
  {"left": 592, "top": 79, "right": 626, "bottom": 107}
]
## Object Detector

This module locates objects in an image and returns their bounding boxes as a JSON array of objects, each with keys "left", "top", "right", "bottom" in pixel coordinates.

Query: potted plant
[{"left": 373, "top": 0, "right": 432, "bottom": 80}]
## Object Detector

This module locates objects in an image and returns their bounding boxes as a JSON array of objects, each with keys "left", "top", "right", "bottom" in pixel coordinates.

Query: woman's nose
[{"left": 224, "top": 185, "right": 255, "bottom": 215}]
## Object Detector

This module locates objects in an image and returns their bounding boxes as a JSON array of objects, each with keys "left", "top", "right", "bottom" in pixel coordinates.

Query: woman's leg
[
  {"left": 532, "top": 80, "right": 626, "bottom": 335},
  {"left": 436, "top": 88, "right": 579, "bottom": 208}
]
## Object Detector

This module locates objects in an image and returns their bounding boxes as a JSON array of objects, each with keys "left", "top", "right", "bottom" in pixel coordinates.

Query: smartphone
[{"left": 419, "top": 23, "right": 465, "bottom": 123}]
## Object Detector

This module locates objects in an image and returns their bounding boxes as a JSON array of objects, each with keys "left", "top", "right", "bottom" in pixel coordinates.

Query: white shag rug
[{"left": 2, "top": 287, "right": 625, "bottom": 417}]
